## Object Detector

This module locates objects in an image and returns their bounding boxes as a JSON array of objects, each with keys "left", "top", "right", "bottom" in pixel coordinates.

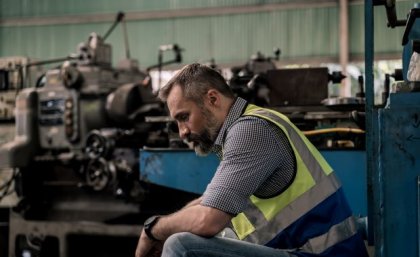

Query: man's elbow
[
  {"left": 194, "top": 210, "right": 231, "bottom": 237},
  {"left": 196, "top": 222, "right": 223, "bottom": 237}
]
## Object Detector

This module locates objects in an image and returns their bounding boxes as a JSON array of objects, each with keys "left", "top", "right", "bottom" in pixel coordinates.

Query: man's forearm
[
  {"left": 151, "top": 204, "right": 232, "bottom": 241},
  {"left": 182, "top": 197, "right": 202, "bottom": 209}
]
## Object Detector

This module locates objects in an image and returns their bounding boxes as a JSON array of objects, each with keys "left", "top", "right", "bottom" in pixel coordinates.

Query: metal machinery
[
  {"left": 0, "top": 55, "right": 45, "bottom": 257},
  {"left": 0, "top": 57, "right": 32, "bottom": 121},
  {"left": 0, "top": 57, "right": 43, "bottom": 146},
  {"left": 0, "top": 13, "right": 371, "bottom": 257},
  {"left": 0, "top": 13, "right": 193, "bottom": 257},
  {"left": 366, "top": 1, "right": 420, "bottom": 256}
]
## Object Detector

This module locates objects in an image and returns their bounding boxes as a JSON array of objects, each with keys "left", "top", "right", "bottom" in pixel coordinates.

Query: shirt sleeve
[{"left": 201, "top": 117, "right": 290, "bottom": 215}]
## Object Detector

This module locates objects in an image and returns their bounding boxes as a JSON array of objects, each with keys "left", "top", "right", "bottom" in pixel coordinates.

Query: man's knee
[
  {"left": 166, "top": 232, "right": 195, "bottom": 246},
  {"left": 162, "top": 232, "right": 197, "bottom": 256}
]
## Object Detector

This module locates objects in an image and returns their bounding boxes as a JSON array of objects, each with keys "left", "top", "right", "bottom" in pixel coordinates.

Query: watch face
[
  {"left": 144, "top": 215, "right": 159, "bottom": 228},
  {"left": 145, "top": 216, "right": 156, "bottom": 226}
]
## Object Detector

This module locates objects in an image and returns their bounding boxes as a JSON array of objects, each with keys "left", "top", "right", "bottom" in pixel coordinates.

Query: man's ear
[{"left": 206, "top": 89, "right": 220, "bottom": 106}]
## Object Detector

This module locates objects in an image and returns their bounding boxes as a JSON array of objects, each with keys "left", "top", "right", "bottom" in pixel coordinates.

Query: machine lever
[
  {"left": 402, "top": 8, "right": 420, "bottom": 45},
  {"left": 375, "top": 0, "right": 406, "bottom": 28},
  {"left": 103, "top": 11, "right": 125, "bottom": 42}
]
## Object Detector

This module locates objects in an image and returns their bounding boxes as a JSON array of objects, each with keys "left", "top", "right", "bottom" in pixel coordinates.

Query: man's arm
[
  {"left": 153, "top": 203, "right": 232, "bottom": 240},
  {"left": 181, "top": 197, "right": 203, "bottom": 209},
  {"left": 135, "top": 201, "right": 232, "bottom": 257}
]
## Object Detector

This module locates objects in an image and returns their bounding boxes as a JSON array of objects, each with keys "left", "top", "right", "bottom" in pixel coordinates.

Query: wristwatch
[{"left": 143, "top": 215, "right": 160, "bottom": 241}]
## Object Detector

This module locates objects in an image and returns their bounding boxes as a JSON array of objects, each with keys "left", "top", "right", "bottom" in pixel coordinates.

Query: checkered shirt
[{"left": 201, "top": 97, "right": 296, "bottom": 215}]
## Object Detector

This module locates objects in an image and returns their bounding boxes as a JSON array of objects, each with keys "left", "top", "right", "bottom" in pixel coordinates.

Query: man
[{"left": 135, "top": 63, "right": 368, "bottom": 257}]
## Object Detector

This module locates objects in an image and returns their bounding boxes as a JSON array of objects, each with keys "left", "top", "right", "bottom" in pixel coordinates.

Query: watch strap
[{"left": 144, "top": 216, "right": 160, "bottom": 241}]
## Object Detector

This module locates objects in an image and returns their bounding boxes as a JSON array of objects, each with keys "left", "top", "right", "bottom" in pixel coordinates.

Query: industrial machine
[
  {"left": 228, "top": 49, "right": 279, "bottom": 106},
  {"left": 0, "top": 56, "right": 44, "bottom": 147},
  {"left": 0, "top": 12, "right": 193, "bottom": 257},
  {"left": 228, "top": 50, "right": 365, "bottom": 150},
  {"left": 366, "top": 1, "right": 420, "bottom": 256},
  {"left": 0, "top": 57, "right": 33, "bottom": 121}
]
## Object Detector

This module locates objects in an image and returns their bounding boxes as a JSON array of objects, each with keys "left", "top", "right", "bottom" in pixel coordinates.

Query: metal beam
[
  {"left": 364, "top": 0, "right": 380, "bottom": 251},
  {"left": 0, "top": 0, "right": 341, "bottom": 27}
]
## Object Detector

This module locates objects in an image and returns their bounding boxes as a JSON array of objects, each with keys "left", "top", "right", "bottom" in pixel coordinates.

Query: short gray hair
[{"left": 158, "top": 63, "right": 234, "bottom": 104}]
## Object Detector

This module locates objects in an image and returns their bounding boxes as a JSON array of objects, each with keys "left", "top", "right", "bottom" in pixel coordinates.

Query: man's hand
[{"left": 135, "top": 229, "right": 163, "bottom": 257}]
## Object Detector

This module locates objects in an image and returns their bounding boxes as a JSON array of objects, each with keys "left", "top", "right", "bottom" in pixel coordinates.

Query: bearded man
[{"left": 135, "top": 63, "right": 368, "bottom": 257}]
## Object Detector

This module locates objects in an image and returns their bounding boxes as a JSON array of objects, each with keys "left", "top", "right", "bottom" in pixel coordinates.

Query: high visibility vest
[{"left": 229, "top": 104, "right": 367, "bottom": 256}]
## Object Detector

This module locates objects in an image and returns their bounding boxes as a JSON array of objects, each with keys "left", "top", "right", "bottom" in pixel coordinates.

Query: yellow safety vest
[{"left": 230, "top": 104, "right": 359, "bottom": 254}]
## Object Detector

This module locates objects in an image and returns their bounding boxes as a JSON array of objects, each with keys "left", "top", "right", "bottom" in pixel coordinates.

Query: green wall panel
[
  {"left": 0, "top": 23, "right": 116, "bottom": 63},
  {"left": 0, "top": 0, "right": 308, "bottom": 18},
  {"left": 349, "top": 1, "right": 413, "bottom": 57},
  {"left": 0, "top": 0, "right": 416, "bottom": 68}
]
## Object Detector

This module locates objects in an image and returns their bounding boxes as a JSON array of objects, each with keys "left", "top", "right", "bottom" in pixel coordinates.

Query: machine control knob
[
  {"left": 85, "top": 158, "right": 116, "bottom": 191},
  {"left": 61, "top": 62, "right": 83, "bottom": 89},
  {"left": 85, "top": 130, "right": 116, "bottom": 159}
]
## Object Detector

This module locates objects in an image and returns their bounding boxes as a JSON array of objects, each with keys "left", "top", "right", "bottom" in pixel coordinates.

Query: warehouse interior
[{"left": 0, "top": 0, "right": 419, "bottom": 256}]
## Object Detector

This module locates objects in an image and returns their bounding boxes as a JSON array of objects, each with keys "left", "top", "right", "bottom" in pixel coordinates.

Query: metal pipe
[
  {"left": 339, "top": 0, "right": 350, "bottom": 97},
  {"left": 121, "top": 18, "right": 131, "bottom": 59}
]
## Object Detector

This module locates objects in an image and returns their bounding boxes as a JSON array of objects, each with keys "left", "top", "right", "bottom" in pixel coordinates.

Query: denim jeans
[{"left": 161, "top": 232, "right": 295, "bottom": 257}]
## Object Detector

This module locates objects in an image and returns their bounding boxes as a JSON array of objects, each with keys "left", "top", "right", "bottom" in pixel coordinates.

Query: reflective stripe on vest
[
  {"left": 230, "top": 105, "right": 357, "bottom": 253},
  {"left": 300, "top": 215, "right": 358, "bottom": 254}
]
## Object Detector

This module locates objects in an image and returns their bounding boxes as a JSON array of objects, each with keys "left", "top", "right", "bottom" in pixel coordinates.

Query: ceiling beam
[{"left": 0, "top": 0, "right": 344, "bottom": 27}]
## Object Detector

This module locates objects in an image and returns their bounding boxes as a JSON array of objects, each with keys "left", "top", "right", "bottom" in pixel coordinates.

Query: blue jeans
[{"left": 161, "top": 232, "right": 295, "bottom": 257}]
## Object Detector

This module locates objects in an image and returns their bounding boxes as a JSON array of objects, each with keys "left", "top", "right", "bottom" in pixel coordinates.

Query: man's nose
[{"left": 178, "top": 124, "right": 190, "bottom": 139}]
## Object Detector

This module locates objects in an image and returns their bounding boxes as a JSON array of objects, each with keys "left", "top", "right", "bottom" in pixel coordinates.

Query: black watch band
[{"left": 143, "top": 215, "right": 160, "bottom": 241}]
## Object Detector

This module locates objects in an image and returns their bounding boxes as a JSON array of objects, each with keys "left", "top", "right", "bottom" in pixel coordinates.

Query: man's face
[{"left": 167, "top": 86, "right": 221, "bottom": 156}]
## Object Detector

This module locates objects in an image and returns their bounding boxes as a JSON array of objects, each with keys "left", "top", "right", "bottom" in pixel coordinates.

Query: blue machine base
[{"left": 140, "top": 149, "right": 367, "bottom": 217}]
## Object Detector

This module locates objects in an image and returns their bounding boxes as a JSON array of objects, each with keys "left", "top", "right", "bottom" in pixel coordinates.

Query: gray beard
[{"left": 187, "top": 108, "right": 221, "bottom": 156}]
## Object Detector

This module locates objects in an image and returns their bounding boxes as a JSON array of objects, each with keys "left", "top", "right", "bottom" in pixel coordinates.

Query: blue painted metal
[
  {"left": 418, "top": 176, "right": 420, "bottom": 257},
  {"left": 139, "top": 149, "right": 218, "bottom": 194},
  {"left": 368, "top": 1, "right": 420, "bottom": 255},
  {"left": 140, "top": 149, "right": 367, "bottom": 217},
  {"left": 376, "top": 92, "right": 420, "bottom": 257},
  {"left": 323, "top": 150, "right": 367, "bottom": 217},
  {"left": 365, "top": 0, "right": 380, "bottom": 248}
]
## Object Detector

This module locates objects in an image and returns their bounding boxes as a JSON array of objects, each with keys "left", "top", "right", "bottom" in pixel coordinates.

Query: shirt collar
[{"left": 213, "top": 97, "right": 248, "bottom": 149}]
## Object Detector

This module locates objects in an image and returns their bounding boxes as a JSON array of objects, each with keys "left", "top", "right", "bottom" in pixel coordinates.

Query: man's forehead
[
  {"left": 167, "top": 86, "right": 184, "bottom": 108},
  {"left": 167, "top": 85, "right": 183, "bottom": 101},
  {"left": 167, "top": 86, "right": 189, "bottom": 117}
]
